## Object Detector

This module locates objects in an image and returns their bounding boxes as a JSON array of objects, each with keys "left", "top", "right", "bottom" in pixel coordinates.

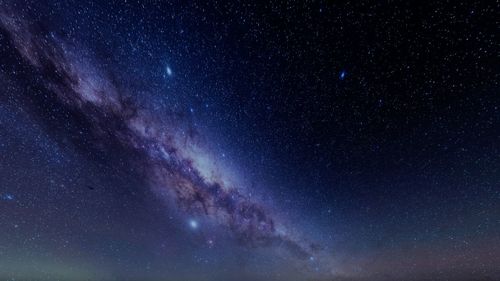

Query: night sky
[{"left": 0, "top": 1, "right": 499, "bottom": 281}]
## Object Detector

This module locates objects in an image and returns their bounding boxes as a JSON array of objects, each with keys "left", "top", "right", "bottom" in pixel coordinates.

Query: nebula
[{"left": 0, "top": 9, "right": 314, "bottom": 260}]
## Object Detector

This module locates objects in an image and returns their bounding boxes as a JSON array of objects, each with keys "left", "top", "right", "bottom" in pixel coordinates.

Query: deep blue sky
[{"left": 0, "top": 1, "right": 499, "bottom": 280}]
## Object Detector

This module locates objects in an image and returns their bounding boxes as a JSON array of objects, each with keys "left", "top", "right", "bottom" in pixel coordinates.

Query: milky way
[{"left": 0, "top": 8, "right": 315, "bottom": 262}]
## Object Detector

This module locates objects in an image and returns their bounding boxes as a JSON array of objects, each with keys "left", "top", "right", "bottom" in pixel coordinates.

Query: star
[
  {"left": 339, "top": 70, "right": 346, "bottom": 80},
  {"left": 166, "top": 66, "right": 173, "bottom": 76},
  {"left": 189, "top": 219, "right": 199, "bottom": 229}
]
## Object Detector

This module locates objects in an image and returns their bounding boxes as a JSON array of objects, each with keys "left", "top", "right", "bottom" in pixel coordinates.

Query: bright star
[
  {"left": 189, "top": 219, "right": 199, "bottom": 229},
  {"left": 339, "top": 70, "right": 346, "bottom": 80}
]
